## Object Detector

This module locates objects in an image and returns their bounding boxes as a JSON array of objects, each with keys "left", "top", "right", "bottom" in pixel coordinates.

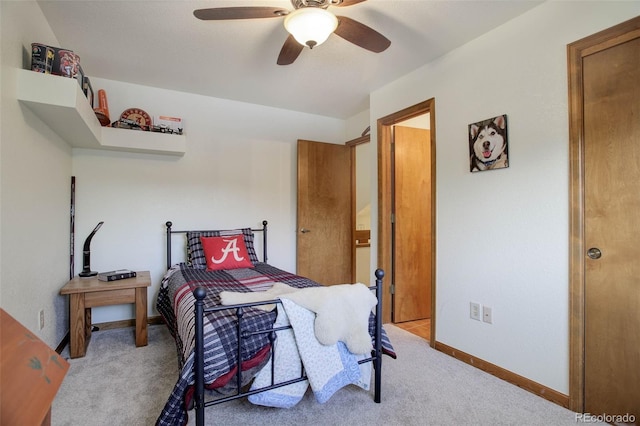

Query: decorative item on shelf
[
  {"left": 48, "top": 46, "right": 65, "bottom": 75},
  {"left": 151, "top": 115, "right": 183, "bottom": 135},
  {"left": 83, "top": 76, "right": 94, "bottom": 108},
  {"left": 97, "top": 269, "right": 137, "bottom": 282},
  {"left": 55, "top": 49, "right": 79, "bottom": 78},
  {"left": 112, "top": 108, "right": 152, "bottom": 131},
  {"left": 30, "top": 43, "right": 80, "bottom": 78},
  {"left": 30, "top": 43, "right": 54, "bottom": 74},
  {"left": 79, "top": 221, "right": 103, "bottom": 277},
  {"left": 75, "top": 64, "right": 85, "bottom": 91},
  {"left": 94, "top": 89, "right": 111, "bottom": 126}
]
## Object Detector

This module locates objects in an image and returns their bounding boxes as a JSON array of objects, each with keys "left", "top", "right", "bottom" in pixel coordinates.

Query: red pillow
[{"left": 200, "top": 235, "right": 254, "bottom": 271}]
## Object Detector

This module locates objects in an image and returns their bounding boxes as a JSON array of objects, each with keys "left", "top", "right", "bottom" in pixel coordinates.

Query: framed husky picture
[{"left": 468, "top": 114, "right": 509, "bottom": 172}]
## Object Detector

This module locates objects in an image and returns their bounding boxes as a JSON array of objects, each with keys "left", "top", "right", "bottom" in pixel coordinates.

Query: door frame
[
  {"left": 377, "top": 98, "right": 436, "bottom": 346},
  {"left": 567, "top": 16, "right": 640, "bottom": 412}
]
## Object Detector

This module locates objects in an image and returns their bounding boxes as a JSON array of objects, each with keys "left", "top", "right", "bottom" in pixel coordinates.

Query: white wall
[
  {"left": 1, "top": 2, "right": 346, "bottom": 341},
  {"left": 1, "top": 1, "right": 72, "bottom": 346},
  {"left": 72, "top": 78, "right": 346, "bottom": 323},
  {"left": 369, "top": 1, "right": 640, "bottom": 395},
  {"left": 346, "top": 109, "right": 370, "bottom": 141}
]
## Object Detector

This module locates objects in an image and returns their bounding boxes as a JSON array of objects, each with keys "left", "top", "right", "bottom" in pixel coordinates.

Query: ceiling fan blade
[
  {"left": 335, "top": 0, "right": 368, "bottom": 7},
  {"left": 334, "top": 16, "right": 390, "bottom": 53},
  {"left": 194, "top": 7, "right": 288, "bottom": 21},
  {"left": 277, "top": 34, "right": 304, "bottom": 65}
]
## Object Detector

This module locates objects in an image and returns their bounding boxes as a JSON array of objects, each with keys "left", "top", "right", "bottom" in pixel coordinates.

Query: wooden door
[
  {"left": 582, "top": 34, "right": 640, "bottom": 417},
  {"left": 378, "top": 100, "right": 436, "bottom": 332},
  {"left": 393, "top": 126, "right": 431, "bottom": 322},
  {"left": 297, "top": 139, "right": 353, "bottom": 285}
]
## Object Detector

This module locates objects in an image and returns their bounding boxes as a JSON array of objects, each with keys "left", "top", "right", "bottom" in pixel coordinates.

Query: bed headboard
[{"left": 165, "top": 220, "right": 268, "bottom": 270}]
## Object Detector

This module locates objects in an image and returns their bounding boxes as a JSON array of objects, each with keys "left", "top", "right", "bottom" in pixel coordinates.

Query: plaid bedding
[{"left": 156, "top": 262, "right": 396, "bottom": 426}]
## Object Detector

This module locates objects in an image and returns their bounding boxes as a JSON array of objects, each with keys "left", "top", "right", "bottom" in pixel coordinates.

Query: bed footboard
[{"left": 192, "top": 269, "right": 385, "bottom": 426}]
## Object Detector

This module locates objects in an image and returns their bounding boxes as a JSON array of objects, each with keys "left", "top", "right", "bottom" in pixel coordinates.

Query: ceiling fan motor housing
[{"left": 290, "top": 0, "right": 341, "bottom": 10}]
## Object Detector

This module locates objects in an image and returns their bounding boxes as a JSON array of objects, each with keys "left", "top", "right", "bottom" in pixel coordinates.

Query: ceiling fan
[{"left": 194, "top": 0, "right": 391, "bottom": 65}]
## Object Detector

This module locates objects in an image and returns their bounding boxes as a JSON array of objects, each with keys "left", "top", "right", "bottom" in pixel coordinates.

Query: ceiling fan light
[{"left": 284, "top": 7, "right": 338, "bottom": 49}]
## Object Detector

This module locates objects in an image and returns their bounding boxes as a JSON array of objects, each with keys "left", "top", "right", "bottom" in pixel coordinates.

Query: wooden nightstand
[{"left": 60, "top": 271, "right": 151, "bottom": 358}]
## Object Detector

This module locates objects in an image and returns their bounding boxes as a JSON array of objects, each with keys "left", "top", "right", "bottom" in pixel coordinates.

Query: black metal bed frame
[{"left": 165, "top": 220, "right": 384, "bottom": 426}]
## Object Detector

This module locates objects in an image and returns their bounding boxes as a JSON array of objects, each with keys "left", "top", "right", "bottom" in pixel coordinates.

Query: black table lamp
[{"left": 79, "top": 221, "right": 103, "bottom": 277}]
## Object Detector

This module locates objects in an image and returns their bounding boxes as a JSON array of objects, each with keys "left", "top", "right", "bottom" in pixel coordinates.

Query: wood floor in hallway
[{"left": 393, "top": 318, "right": 430, "bottom": 342}]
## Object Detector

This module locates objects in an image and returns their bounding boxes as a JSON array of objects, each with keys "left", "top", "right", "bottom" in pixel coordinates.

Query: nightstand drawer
[{"left": 84, "top": 288, "right": 135, "bottom": 307}]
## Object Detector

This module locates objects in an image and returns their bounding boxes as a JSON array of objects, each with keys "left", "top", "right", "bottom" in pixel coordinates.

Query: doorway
[
  {"left": 378, "top": 99, "right": 436, "bottom": 347},
  {"left": 568, "top": 16, "right": 640, "bottom": 416}
]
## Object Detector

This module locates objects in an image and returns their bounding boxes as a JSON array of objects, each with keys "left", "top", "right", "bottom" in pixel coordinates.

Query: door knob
[
  {"left": 300, "top": 228, "right": 310, "bottom": 233},
  {"left": 587, "top": 247, "right": 602, "bottom": 259}
]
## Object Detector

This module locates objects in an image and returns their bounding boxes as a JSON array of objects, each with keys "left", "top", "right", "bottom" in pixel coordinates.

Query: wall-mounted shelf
[
  {"left": 101, "top": 127, "right": 186, "bottom": 156},
  {"left": 16, "top": 69, "right": 186, "bottom": 156},
  {"left": 17, "top": 69, "right": 102, "bottom": 148}
]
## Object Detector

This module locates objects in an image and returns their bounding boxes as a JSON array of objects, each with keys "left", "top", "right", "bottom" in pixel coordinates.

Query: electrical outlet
[
  {"left": 470, "top": 302, "right": 481, "bottom": 321},
  {"left": 39, "top": 309, "right": 45, "bottom": 330},
  {"left": 483, "top": 306, "right": 492, "bottom": 324}
]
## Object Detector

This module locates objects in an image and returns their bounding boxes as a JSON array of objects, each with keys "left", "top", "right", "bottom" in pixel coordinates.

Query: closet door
[{"left": 582, "top": 31, "right": 640, "bottom": 417}]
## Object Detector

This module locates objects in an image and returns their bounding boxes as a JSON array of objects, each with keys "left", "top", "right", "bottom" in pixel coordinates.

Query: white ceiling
[{"left": 37, "top": 0, "right": 543, "bottom": 119}]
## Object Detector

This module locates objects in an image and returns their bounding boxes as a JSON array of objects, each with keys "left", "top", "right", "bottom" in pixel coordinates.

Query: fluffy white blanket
[
  {"left": 220, "top": 282, "right": 298, "bottom": 312},
  {"left": 220, "top": 282, "right": 377, "bottom": 354},
  {"left": 282, "top": 283, "right": 377, "bottom": 355}
]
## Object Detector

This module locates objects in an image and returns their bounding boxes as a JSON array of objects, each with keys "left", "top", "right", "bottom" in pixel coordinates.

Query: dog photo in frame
[{"left": 468, "top": 114, "right": 508, "bottom": 172}]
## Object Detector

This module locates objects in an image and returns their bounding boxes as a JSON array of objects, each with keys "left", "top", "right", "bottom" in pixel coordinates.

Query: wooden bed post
[
  {"left": 374, "top": 268, "right": 384, "bottom": 403},
  {"left": 193, "top": 287, "right": 206, "bottom": 426}
]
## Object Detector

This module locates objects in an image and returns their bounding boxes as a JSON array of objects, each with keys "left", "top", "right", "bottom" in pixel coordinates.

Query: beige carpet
[{"left": 52, "top": 324, "right": 600, "bottom": 426}]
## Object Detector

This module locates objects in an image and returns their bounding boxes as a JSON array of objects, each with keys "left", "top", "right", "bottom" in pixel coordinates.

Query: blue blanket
[{"left": 248, "top": 298, "right": 370, "bottom": 407}]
